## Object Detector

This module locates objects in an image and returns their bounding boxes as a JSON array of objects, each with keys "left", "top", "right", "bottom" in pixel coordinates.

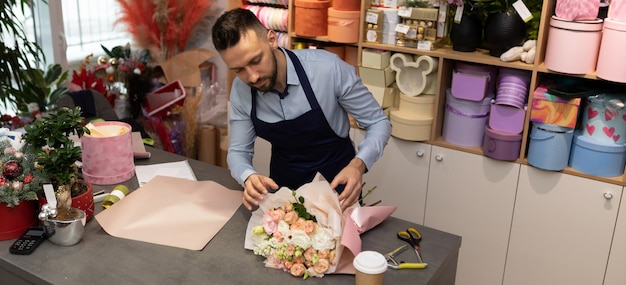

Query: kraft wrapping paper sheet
[
  {"left": 96, "top": 175, "right": 243, "bottom": 250},
  {"left": 244, "top": 173, "right": 396, "bottom": 274}
]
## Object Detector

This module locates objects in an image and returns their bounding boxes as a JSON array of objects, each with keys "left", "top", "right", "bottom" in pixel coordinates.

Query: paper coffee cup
[{"left": 353, "top": 251, "right": 387, "bottom": 285}]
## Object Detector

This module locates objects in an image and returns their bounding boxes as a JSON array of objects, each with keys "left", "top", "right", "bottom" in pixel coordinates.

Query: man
[{"left": 211, "top": 8, "right": 391, "bottom": 211}]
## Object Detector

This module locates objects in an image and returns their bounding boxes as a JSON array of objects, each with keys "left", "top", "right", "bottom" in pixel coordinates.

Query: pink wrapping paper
[
  {"left": 555, "top": 0, "right": 600, "bottom": 21},
  {"left": 96, "top": 176, "right": 243, "bottom": 250},
  {"left": 244, "top": 173, "right": 396, "bottom": 275}
]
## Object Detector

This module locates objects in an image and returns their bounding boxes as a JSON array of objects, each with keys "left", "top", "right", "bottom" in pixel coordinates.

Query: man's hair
[{"left": 212, "top": 8, "right": 268, "bottom": 51}]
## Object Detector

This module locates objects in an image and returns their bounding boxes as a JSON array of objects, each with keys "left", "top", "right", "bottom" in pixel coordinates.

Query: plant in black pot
[
  {"left": 476, "top": 0, "right": 543, "bottom": 57},
  {"left": 447, "top": 0, "right": 485, "bottom": 52}
]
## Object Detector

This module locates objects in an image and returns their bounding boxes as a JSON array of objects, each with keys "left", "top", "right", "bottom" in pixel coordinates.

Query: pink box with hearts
[
  {"left": 581, "top": 95, "right": 626, "bottom": 145},
  {"left": 530, "top": 86, "right": 581, "bottom": 128}
]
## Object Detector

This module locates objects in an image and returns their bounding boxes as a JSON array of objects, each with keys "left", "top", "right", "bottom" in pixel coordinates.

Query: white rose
[
  {"left": 277, "top": 220, "right": 290, "bottom": 235},
  {"left": 291, "top": 230, "right": 312, "bottom": 249},
  {"left": 312, "top": 227, "right": 335, "bottom": 251}
]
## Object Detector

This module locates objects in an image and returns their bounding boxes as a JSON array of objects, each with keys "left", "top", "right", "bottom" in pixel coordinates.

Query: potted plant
[
  {"left": 21, "top": 106, "right": 93, "bottom": 222},
  {"left": 0, "top": 0, "right": 45, "bottom": 112},
  {"left": 0, "top": 136, "right": 48, "bottom": 240},
  {"left": 473, "top": 0, "right": 542, "bottom": 56},
  {"left": 18, "top": 63, "right": 70, "bottom": 114}
]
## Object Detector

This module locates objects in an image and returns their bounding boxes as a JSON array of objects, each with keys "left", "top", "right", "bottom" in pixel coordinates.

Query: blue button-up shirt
[{"left": 227, "top": 47, "right": 391, "bottom": 186}]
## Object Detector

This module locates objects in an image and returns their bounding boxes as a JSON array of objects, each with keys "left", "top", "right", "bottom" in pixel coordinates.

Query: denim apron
[{"left": 251, "top": 49, "right": 355, "bottom": 191}]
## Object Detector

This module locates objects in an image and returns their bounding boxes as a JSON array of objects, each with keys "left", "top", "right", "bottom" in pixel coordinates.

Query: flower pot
[
  {"left": 484, "top": 11, "right": 527, "bottom": 57},
  {"left": 38, "top": 180, "right": 95, "bottom": 222},
  {"left": 450, "top": 14, "right": 483, "bottom": 52},
  {"left": 0, "top": 200, "right": 38, "bottom": 240},
  {"left": 42, "top": 207, "right": 86, "bottom": 246}
]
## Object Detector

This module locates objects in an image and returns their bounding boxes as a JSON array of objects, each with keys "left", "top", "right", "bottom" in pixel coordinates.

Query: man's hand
[
  {"left": 243, "top": 173, "right": 278, "bottom": 211},
  {"left": 330, "top": 158, "right": 366, "bottom": 211}
]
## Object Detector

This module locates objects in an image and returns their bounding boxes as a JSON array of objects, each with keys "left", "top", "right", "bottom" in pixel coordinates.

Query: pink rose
[
  {"left": 303, "top": 247, "right": 316, "bottom": 261},
  {"left": 303, "top": 220, "right": 316, "bottom": 235},
  {"left": 313, "top": 258, "right": 330, "bottom": 274},
  {"left": 268, "top": 207, "right": 285, "bottom": 222},
  {"left": 290, "top": 263, "right": 306, "bottom": 277},
  {"left": 283, "top": 203, "right": 293, "bottom": 212},
  {"left": 283, "top": 211, "right": 298, "bottom": 224}
]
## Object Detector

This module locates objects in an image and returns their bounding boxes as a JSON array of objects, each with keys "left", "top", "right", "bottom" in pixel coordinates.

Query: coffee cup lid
[{"left": 353, "top": 251, "right": 388, "bottom": 274}]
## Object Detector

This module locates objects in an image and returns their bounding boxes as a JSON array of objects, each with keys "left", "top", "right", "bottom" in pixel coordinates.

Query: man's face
[{"left": 219, "top": 30, "right": 277, "bottom": 92}]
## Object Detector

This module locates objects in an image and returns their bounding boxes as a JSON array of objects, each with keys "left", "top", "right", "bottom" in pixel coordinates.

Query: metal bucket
[{"left": 42, "top": 208, "right": 86, "bottom": 246}]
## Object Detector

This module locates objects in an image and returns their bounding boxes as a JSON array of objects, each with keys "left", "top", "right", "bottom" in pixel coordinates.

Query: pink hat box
[
  {"left": 488, "top": 104, "right": 526, "bottom": 134},
  {"left": 482, "top": 126, "right": 522, "bottom": 161},
  {"left": 596, "top": 18, "right": 626, "bottom": 83},
  {"left": 81, "top": 121, "right": 135, "bottom": 185},
  {"left": 545, "top": 16, "right": 603, "bottom": 75},
  {"left": 442, "top": 89, "right": 492, "bottom": 147}
]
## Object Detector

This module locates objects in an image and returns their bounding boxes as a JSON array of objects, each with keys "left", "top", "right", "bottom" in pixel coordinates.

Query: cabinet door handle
[
  {"left": 416, "top": 150, "right": 425, "bottom": 157},
  {"left": 435, "top": 154, "right": 443, "bottom": 161},
  {"left": 604, "top": 192, "right": 614, "bottom": 199}
]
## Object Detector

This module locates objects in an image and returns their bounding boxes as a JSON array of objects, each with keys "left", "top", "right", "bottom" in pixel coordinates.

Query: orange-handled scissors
[{"left": 397, "top": 227, "right": 424, "bottom": 263}]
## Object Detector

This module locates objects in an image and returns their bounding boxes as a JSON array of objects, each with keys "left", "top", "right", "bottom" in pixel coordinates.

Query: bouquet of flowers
[
  {"left": 250, "top": 191, "right": 338, "bottom": 278},
  {"left": 245, "top": 173, "right": 398, "bottom": 279}
]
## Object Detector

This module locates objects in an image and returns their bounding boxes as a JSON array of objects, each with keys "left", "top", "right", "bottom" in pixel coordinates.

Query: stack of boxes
[
  {"left": 568, "top": 94, "right": 626, "bottom": 177},
  {"left": 360, "top": 49, "right": 395, "bottom": 113},
  {"left": 387, "top": 52, "right": 438, "bottom": 141},
  {"left": 483, "top": 68, "right": 531, "bottom": 161}
]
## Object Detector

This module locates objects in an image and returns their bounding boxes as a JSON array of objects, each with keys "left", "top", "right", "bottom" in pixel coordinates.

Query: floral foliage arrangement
[
  {"left": 114, "top": 0, "right": 214, "bottom": 63},
  {"left": 250, "top": 191, "right": 338, "bottom": 279},
  {"left": 0, "top": 139, "right": 47, "bottom": 207}
]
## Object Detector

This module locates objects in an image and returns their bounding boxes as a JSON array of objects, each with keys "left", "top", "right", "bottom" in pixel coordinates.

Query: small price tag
[
  {"left": 398, "top": 7, "right": 412, "bottom": 18},
  {"left": 395, "top": 23, "right": 410, "bottom": 34},
  {"left": 417, "top": 40, "right": 432, "bottom": 51},
  {"left": 513, "top": 0, "right": 533, "bottom": 22},
  {"left": 43, "top": 184, "right": 56, "bottom": 209},
  {"left": 366, "top": 12, "right": 379, "bottom": 24},
  {"left": 454, "top": 5, "right": 464, "bottom": 24}
]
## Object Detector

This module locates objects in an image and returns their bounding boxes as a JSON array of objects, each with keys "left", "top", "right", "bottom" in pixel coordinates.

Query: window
[{"left": 61, "top": 0, "right": 128, "bottom": 63}]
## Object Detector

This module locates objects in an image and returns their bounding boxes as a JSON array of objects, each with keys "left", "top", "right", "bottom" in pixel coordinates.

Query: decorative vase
[
  {"left": 483, "top": 11, "right": 527, "bottom": 57},
  {"left": 0, "top": 200, "right": 38, "bottom": 240},
  {"left": 38, "top": 180, "right": 95, "bottom": 222},
  {"left": 42, "top": 207, "right": 86, "bottom": 246},
  {"left": 450, "top": 14, "right": 483, "bottom": 52}
]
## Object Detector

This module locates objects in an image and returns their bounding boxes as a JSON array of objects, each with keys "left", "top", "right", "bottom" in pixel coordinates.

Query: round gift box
[
  {"left": 294, "top": 0, "right": 329, "bottom": 37},
  {"left": 398, "top": 93, "right": 435, "bottom": 117},
  {"left": 81, "top": 121, "right": 135, "bottom": 185},
  {"left": 545, "top": 16, "right": 603, "bottom": 75},
  {"left": 442, "top": 89, "right": 492, "bottom": 147},
  {"left": 581, "top": 94, "right": 626, "bottom": 145},
  {"left": 390, "top": 109, "right": 433, "bottom": 142},
  {"left": 596, "top": 18, "right": 626, "bottom": 83},
  {"left": 483, "top": 126, "right": 522, "bottom": 161},
  {"left": 569, "top": 132, "right": 626, "bottom": 177},
  {"left": 327, "top": 8, "right": 360, "bottom": 44},
  {"left": 527, "top": 122, "right": 574, "bottom": 171}
]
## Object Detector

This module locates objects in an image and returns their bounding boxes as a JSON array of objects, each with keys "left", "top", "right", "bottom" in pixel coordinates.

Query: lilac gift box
[
  {"left": 483, "top": 126, "right": 522, "bottom": 161},
  {"left": 489, "top": 104, "right": 526, "bottom": 134},
  {"left": 442, "top": 89, "right": 492, "bottom": 147},
  {"left": 450, "top": 62, "right": 497, "bottom": 102}
]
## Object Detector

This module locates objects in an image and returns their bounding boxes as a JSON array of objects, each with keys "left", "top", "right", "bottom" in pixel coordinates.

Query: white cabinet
[
  {"left": 357, "top": 131, "right": 431, "bottom": 224},
  {"left": 504, "top": 166, "right": 622, "bottom": 285},
  {"left": 424, "top": 146, "right": 520, "bottom": 285},
  {"left": 605, "top": 185, "right": 626, "bottom": 285}
]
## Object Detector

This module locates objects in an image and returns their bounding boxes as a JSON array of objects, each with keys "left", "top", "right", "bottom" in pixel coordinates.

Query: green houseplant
[
  {"left": 22, "top": 106, "right": 91, "bottom": 220},
  {"left": 0, "top": 0, "right": 45, "bottom": 112}
]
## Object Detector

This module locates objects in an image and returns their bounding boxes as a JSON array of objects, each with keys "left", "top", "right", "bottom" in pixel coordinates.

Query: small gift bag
[{"left": 555, "top": 0, "right": 601, "bottom": 21}]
